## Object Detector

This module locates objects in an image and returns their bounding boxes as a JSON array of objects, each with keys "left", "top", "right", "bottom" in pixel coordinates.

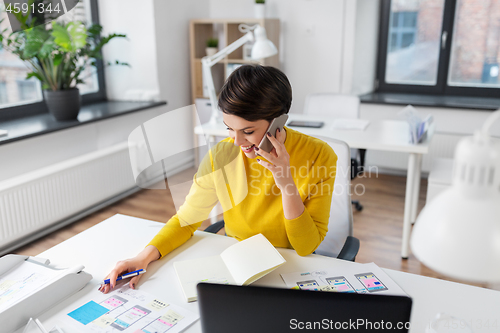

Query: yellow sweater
[{"left": 147, "top": 127, "right": 337, "bottom": 257}]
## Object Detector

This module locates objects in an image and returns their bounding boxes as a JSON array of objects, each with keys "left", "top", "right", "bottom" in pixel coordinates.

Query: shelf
[
  {"left": 189, "top": 19, "right": 280, "bottom": 107},
  {"left": 227, "top": 59, "right": 261, "bottom": 64},
  {"left": 195, "top": 58, "right": 260, "bottom": 64}
]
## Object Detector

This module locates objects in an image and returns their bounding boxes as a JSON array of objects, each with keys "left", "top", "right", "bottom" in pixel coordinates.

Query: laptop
[{"left": 197, "top": 283, "right": 412, "bottom": 333}]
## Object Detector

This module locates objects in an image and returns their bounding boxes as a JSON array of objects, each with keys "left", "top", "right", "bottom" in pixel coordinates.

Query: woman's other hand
[{"left": 99, "top": 245, "right": 160, "bottom": 294}]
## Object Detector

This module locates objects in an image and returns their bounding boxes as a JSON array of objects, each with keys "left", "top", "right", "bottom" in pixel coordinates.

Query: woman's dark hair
[{"left": 218, "top": 64, "right": 292, "bottom": 122}]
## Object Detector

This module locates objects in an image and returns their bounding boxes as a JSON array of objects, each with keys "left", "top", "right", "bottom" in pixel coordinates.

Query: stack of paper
[
  {"left": 280, "top": 262, "right": 407, "bottom": 296},
  {"left": 174, "top": 234, "right": 286, "bottom": 302},
  {"left": 398, "top": 105, "right": 434, "bottom": 144}
]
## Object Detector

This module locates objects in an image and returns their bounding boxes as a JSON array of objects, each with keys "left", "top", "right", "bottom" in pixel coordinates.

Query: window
[
  {"left": 0, "top": 0, "right": 105, "bottom": 119},
  {"left": 17, "top": 80, "right": 42, "bottom": 101},
  {"left": 0, "top": 82, "right": 7, "bottom": 104},
  {"left": 377, "top": 0, "right": 500, "bottom": 97},
  {"left": 389, "top": 12, "right": 418, "bottom": 53}
]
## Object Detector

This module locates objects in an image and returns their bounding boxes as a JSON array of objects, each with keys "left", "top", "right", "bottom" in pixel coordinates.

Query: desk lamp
[
  {"left": 411, "top": 109, "right": 500, "bottom": 283},
  {"left": 202, "top": 24, "right": 278, "bottom": 124}
]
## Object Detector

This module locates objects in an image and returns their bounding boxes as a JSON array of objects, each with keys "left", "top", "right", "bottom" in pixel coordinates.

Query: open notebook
[{"left": 174, "top": 234, "right": 286, "bottom": 302}]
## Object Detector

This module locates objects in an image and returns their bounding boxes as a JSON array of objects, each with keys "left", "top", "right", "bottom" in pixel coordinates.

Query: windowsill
[
  {"left": 360, "top": 92, "right": 500, "bottom": 111},
  {"left": 0, "top": 100, "right": 167, "bottom": 146}
]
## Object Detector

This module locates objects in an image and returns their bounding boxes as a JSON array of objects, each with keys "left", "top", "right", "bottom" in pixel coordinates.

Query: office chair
[
  {"left": 313, "top": 136, "right": 359, "bottom": 260},
  {"left": 205, "top": 137, "right": 360, "bottom": 262},
  {"left": 303, "top": 93, "right": 365, "bottom": 212}
]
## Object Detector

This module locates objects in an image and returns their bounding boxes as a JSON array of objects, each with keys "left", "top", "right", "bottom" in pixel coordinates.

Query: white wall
[
  {"left": 98, "top": 0, "right": 161, "bottom": 101},
  {"left": 148, "top": 0, "right": 210, "bottom": 163},
  {"left": 153, "top": 0, "right": 209, "bottom": 111},
  {"left": 210, "top": 0, "right": 345, "bottom": 114},
  {"left": 349, "top": 0, "right": 380, "bottom": 95}
]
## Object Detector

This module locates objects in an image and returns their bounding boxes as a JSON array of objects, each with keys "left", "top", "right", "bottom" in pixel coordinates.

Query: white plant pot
[
  {"left": 206, "top": 47, "right": 218, "bottom": 57},
  {"left": 254, "top": 3, "right": 265, "bottom": 19}
]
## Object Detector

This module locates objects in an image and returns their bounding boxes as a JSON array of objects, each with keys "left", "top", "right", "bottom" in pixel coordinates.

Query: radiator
[
  {"left": 364, "top": 132, "right": 464, "bottom": 175},
  {"left": 0, "top": 142, "right": 137, "bottom": 251}
]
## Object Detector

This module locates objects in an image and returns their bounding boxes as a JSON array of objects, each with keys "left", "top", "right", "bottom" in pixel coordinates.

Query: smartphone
[
  {"left": 325, "top": 276, "right": 356, "bottom": 293},
  {"left": 297, "top": 280, "right": 320, "bottom": 291},
  {"left": 110, "top": 305, "right": 151, "bottom": 331},
  {"left": 354, "top": 272, "right": 388, "bottom": 292},
  {"left": 288, "top": 120, "right": 324, "bottom": 128},
  {"left": 258, "top": 114, "right": 289, "bottom": 153}
]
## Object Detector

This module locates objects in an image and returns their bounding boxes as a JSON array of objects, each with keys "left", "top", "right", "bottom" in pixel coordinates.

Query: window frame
[
  {"left": 0, "top": 0, "right": 106, "bottom": 122},
  {"left": 376, "top": 0, "right": 500, "bottom": 98}
]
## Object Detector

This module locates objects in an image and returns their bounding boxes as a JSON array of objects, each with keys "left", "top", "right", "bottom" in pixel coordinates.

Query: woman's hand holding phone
[
  {"left": 256, "top": 127, "right": 305, "bottom": 220},
  {"left": 255, "top": 128, "right": 293, "bottom": 191}
]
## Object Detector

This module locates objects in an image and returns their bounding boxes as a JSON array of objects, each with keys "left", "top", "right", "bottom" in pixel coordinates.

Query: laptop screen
[{"left": 197, "top": 283, "right": 412, "bottom": 333}]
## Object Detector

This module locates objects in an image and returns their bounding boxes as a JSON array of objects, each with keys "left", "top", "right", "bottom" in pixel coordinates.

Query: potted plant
[
  {"left": 255, "top": 0, "right": 265, "bottom": 19},
  {"left": 0, "top": 16, "right": 127, "bottom": 121},
  {"left": 206, "top": 38, "right": 218, "bottom": 57}
]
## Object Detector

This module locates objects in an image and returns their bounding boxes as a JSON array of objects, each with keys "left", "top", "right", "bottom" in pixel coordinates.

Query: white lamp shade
[
  {"left": 251, "top": 26, "right": 278, "bottom": 60},
  {"left": 411, "top": 131, "right": 500, "bottom": 283},
  {"left": 411, "top": 189, "right": 500, "bottom": 282}
]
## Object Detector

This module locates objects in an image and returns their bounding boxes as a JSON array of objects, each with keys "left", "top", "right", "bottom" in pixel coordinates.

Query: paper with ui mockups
[
  {"left": 0, "top": 259, "right": 66, "bottom": 312},
  {"left": 174, "top": 233, "right": 286, "bottom": 302},
  {"left": 280, "top": 262, "right": 407, "bottom": 296},
  {"left": 65, "top": 284, "right": 198, "bottom": 333},
  {"left": 331, "top": 119, "right": 370, "bottom": 131}
]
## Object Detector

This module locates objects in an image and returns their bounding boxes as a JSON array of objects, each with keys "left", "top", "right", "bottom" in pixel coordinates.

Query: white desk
[
  {"left": 195, "top": 114, "right": 433, "bottom": 258},
  {"left": 31, "top": 215, "right": 499, "bottom": 333}
]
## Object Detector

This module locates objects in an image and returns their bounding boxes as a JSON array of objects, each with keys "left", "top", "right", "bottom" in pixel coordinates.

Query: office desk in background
[
  {"left": 29, "top": 215, "right": 499, "bottom": 333},
  {"left": 195, "top": 114, "right": 434, "bottom": 258}
]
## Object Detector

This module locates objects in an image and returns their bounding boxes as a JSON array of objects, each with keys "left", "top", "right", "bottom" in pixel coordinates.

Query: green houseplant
[
  {"left": 205, "top": 37, "right": 218, "bottom": 57},
  {"left": 206, "top": 37, "right": 218, "bottom": 48},
  {"left": 0, "top": 14, "right": 127, "bottom": 120}
]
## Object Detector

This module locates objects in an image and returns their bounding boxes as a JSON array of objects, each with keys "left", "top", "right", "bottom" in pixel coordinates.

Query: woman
[{"left": 100, "top": 65, "right": 337, "bottom": 294}]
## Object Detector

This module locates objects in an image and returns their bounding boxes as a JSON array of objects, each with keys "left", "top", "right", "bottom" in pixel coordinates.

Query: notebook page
[
  {"left": 220, "top": 234, "right": 286, "bottom": 285},
  {"left": 173, "top": 255, "right": 235, "bottom": 302}
]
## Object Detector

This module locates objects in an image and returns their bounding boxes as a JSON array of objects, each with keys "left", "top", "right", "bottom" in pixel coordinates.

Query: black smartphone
[{"left": 258, "top": 114, "right": 289, "bottom": 153}]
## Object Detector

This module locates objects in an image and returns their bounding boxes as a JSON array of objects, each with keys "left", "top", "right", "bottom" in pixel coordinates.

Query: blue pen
[{"left": 102, "top": 269, "right": 146, "bottom": 285}]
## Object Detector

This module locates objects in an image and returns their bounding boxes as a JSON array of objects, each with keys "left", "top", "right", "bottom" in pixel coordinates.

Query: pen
[{"left": 101, "top": 269, "right": 146, "bottom": 285}]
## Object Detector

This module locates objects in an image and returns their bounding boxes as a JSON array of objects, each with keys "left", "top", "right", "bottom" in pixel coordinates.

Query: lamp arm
[
  {"left": 202, "top": 31, "right": 254, "bottom": 124},
  {"left": 202, "top": 58, "right": 219, "bottom": 124},
  {"left": 203, "top": 32, "right": 254, "bottom": 67}
]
